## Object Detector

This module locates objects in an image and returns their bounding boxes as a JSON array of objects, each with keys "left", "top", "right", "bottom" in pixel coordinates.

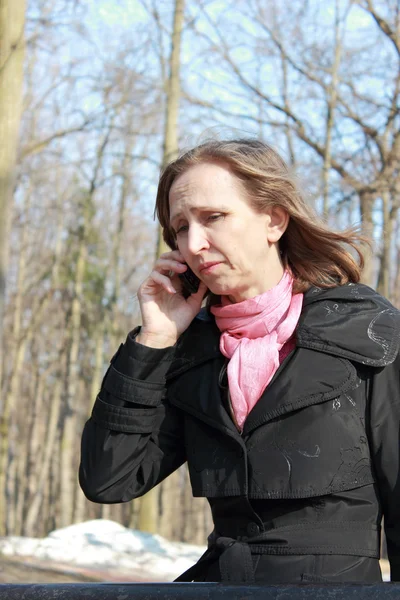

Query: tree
[
  {"left": 138, "top": 0, "right": 185, "bottom": 537},
  {"left": 0, "top": 0, "right": 26, "bottom": 399},
  {"left": 190, "top": 0, "right": 399, "bottom": 291},
  {"left": 0, "top": 0, "right": 161, "bottom": 535},
  {"left": 156, "top": 0, "right": 185, "bottom": 258}
]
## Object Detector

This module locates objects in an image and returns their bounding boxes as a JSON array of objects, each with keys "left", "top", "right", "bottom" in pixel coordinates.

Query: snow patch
[{"left": 0, "top": 519, "right": 206, "bottom": 581}]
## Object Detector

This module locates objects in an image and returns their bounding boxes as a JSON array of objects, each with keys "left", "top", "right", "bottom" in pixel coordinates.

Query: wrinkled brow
[{"left": 169, "top": 205, "right": 231, "bottom": 226}]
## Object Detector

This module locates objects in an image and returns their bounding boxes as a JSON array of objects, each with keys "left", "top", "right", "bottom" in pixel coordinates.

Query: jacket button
[{"left": 247, "top": 522, "right": 260, "bottom": 536}]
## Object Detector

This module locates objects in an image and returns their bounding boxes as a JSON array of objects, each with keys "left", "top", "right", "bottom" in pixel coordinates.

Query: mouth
[{"left": 198, "top": 262, "right": 222, "bottom": 274}]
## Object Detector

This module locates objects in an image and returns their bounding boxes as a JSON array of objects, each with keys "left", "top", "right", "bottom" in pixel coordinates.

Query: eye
[
  {"left": 175, "top": 224, "right": 188, "bottom": 235},
  {"left": 174, "top": 213, "right": 224, "bottom": 235},
  {"left": 206, "top": 213, "right": 224, "bottom": 223}
]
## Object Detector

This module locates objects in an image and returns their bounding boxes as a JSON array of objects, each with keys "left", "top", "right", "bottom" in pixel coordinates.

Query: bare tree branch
[{"left": 357, "top": 0, "right": 400, "bottom": 56}]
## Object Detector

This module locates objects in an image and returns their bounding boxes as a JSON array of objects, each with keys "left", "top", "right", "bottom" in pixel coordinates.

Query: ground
[{"left": 0, "top": 555, "right": 155, "bottom": 584}]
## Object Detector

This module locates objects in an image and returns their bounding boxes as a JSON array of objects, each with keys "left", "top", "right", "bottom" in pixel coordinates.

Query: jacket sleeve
[
  {"left": 368, "top": 352, "right": 400, "bottom": 580},
  {"left": 79, "top": 328, "right": 186, "bottom": 504}
]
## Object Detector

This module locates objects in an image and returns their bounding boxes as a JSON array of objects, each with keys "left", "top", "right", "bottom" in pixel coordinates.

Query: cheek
[
  {"left": 176, "top": 238, "right": 186, "bottom": 254},
  {"left": 176, "top": 241, "right": 192, "bottom": 264}
]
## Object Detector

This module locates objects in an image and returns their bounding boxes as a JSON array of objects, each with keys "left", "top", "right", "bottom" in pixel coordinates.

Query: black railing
[{"left": 0, "top": 583, "right": 398, "bottom": 599}]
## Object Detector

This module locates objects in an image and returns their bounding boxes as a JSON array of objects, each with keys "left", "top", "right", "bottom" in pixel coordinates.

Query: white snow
[{"left": 0, "top": 519, "right": 206, "bottom": 581}]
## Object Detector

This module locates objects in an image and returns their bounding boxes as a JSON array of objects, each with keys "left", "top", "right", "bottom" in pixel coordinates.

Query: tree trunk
[
  {"left": 60, "top": 239, "right": 87, "bottom": 527},
  {"left": 60, "top": 118, "right": 112, "bottom": 528},
  {"left": 0, "top": 189, "right": 29, "bottom": 534},
  {"left": 322, "top": 0, "right": 342, "bottom": 220},
  {"left": 359, "top": 191, "right": 375, "bottom": 287},
  {"left": 23, "top": 377, "right": 62, "bottom": 536},
  {"left": 376, "top": 191, "right": 393, "bottom": 299},
  {"left": 140, "top": 0, "right": 185, "bottom": 537},
  {"left": 109, "top": 151, "right": 130, "bottom": 349},
  {"left": 158, "top": 465, "right": 181, "bottom": 539},
  {"left": 393, "top": 233, "right": 400, "bottom": 308},
  {"left": 73, "top": 327, "right": 104, "bottom": 524},
  {"left": 138, "top": 486, "right": 159, "bottom": 533},
  {"left": 23, "top": 203, "right": 64, "bottom": 535},
  {"left": 50, "top": 418, "right": 61, "bottom": 532},
  {"left": 156, "top": 0, "right": 184, "bottom": 258},
  {"left": 1, "top": 320, "right": 34, "bottom": 534},
  {"left": 101, "top": 504, "right": 112, "bottom": 520},
  {"left": 280, "top": 51, "right": 296, "bottom": 167},
  {"left": 0, "top": 0, "right": 26, "bottom": 391},
  {"left": 16, "top": 365, "right": 44, "bottom": 535}
]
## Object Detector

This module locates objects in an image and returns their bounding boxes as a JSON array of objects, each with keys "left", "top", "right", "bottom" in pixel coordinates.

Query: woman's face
[{"left": 169, "top": 161, "right": 287, "bottom": 302}]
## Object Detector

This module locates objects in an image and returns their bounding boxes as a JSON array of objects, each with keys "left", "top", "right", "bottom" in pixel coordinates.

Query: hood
[{"left": 297, "top": 283, "right": 400, "bottom": 367}]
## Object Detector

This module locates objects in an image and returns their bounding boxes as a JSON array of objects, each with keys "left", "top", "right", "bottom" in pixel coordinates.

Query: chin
[{"left": 208, "top": 282, "right": 236, "bottom": 297}]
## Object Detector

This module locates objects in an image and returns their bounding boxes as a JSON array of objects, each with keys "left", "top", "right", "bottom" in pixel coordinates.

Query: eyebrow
[{"left": 169, "top": 205, "right": 230, "bottom": 225}]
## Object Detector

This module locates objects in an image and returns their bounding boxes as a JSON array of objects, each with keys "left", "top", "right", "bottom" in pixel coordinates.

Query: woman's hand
[{"left": 136, "top": 250, "right": 207, "bottom": 348}]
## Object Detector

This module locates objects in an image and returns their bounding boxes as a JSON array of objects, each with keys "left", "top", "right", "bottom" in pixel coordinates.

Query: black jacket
[{"left": 79, "top": 284, "right": 400, "bottom": 583}]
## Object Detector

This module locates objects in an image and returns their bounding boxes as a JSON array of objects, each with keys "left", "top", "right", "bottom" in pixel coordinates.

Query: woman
[{"left": 79, "top": 139, "right": 400, "bottom": 584}]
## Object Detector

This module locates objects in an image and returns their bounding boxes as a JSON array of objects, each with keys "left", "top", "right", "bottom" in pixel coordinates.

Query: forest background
[{"left": 0, "top": 0, "right": 399, "bottom": 544}]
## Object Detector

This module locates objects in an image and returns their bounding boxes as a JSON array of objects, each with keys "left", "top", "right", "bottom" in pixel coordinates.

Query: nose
[{"left": 187, "top": 224, "right": 210, "bottom": 255}]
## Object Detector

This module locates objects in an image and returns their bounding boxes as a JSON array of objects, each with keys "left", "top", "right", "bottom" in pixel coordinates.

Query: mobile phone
[{"left": 178, "top": 265, "right": 200, "bottom": 298}]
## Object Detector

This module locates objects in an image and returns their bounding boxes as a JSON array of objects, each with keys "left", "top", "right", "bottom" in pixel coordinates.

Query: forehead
[
  {"left": 170, "top": 162, "right": 238, "bottom": 194},
  {"left": 169, "top": 162, "right": 244, "bottom": 215}
]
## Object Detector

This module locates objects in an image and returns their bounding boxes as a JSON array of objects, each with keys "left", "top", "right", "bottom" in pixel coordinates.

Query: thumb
[{"left": 187, "top": 281, "right": 208, "bottom": 307}]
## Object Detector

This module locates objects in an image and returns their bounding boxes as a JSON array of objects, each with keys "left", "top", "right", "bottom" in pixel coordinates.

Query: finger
[
  {"left": 154, "top": 259, "right": 187, "bottom": 275},
  {"left": 159, "top": 250, "right": 185, "bottom": 263},
  {"left": 148, "top": 270, "right": 177, "bottom": 294},
  {"left": 186, "top": 281, "right": 208, "bottom": 304}
]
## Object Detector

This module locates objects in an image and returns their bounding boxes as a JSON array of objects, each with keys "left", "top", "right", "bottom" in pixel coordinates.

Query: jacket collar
[
  {"left": 167, "top": 283, "right": 400, "bottom": 379},
  {"left": 242, "top": 347, "right": 357, "bottom": 435},
  {"left": 166, "top": 284, "right": 400, "bottom": 434},
  {"left": 244, "top": 283, "right": 400, "bottom": 433},
  {"left": 297, "top": 283, "right": 400, "bottom": 367}
]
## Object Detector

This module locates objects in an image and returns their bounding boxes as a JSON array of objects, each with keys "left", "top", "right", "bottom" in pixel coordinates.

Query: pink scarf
[{"left": 211, "top": 271, "right": 303, "bottom": 430}]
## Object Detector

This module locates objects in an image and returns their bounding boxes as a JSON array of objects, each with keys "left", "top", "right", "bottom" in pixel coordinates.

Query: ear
[{"left": 266, "top": 206, "right": 289, "bottom": 243}]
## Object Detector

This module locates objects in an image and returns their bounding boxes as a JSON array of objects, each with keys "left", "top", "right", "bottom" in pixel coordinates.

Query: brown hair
[{"left": 155, "top": 139, "right": 368, "bottom": 295}]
